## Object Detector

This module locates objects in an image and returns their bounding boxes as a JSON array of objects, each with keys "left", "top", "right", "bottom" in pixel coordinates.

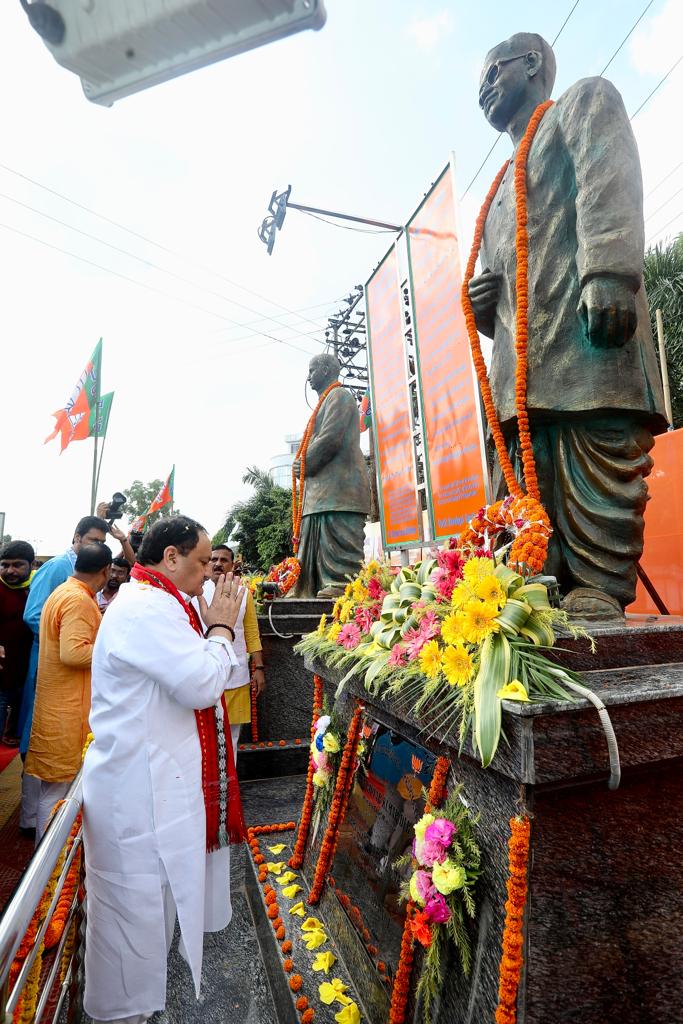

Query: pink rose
[
  {"left": 424, "top": 818, "right": 457, "bottom": 848},
  {"left": 424, "top": 892, "right": 451, "bottom": 924},
  {"left": 413, "top": 869, "right": 434, "bottom": 905},
  {"left": 419, "top": 838, "right": 448, "bottom": 867}
]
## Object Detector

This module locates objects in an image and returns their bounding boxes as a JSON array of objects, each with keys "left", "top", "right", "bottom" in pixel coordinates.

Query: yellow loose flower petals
[
  {"left": 266, "top": 861, "right": 285, "bottom": 875},
  {"left": 301, "top": 916, "right": 325, "bottom": 931},
  {"left": 302, "top": 928, "right": 328, "bottom": 950},
  {"left": 312, "top": 951, "right": 337, "bottom": 973},
  {"left": 266, "top": 843, "right": 286, "bottom": 854},
  {"left": 335, "top": 1001, "right": 361, "bottom": 1024},
  {"left": 319, "top": 979, "right": 351, "bottom": 1005},
  {"left": 497, "top": 679, "right": 531, "bottom": 702},
  {"left": 277, "top": 871, "right": 297, "bottom": 886},
  {"left": 281, "top": 884, "right": 302, "bottom": 898},
  {"left": 289, "top": 901, "right": 306, "bottom": 917}
]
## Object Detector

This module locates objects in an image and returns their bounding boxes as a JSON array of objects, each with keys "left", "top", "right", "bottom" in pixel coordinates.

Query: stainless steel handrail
[{"left": 0, "top": 772, "right": 83, "bottom": 1010}]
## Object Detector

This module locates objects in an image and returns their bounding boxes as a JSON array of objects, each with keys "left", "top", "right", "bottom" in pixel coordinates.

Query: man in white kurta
[{"left": 82, "top": 517, "right": 245, "bottom": 1024}]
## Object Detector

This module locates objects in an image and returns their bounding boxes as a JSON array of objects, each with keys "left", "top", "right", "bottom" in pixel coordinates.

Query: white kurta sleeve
[{"left": 109, "top": 594, "right": 235, "bottom": 710}]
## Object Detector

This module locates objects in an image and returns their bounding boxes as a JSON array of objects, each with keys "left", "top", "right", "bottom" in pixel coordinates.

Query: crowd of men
[{"left": 0, "top": 513, "right": 263, "bottom": 843}]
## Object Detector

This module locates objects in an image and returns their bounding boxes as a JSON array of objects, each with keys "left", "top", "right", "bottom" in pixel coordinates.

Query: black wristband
[{"left": 206, "top": 623, "right": 235, "bottom": 642}]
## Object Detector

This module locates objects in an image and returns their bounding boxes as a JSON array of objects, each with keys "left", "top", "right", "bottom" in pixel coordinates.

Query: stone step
[
  {"left": 245, "top": 826, "right": 368, "bottom": 1024},
  {"left": 236, "top": 741, "right": 309, "bottom": 782},
  {"left": 262, "top": 598, "right": 334, "bottom": 617}
]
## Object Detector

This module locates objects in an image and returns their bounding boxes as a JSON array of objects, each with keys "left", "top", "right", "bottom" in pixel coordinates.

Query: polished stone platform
[{"left": 302, "top": 615, "right": 683, "bottom": 1024}]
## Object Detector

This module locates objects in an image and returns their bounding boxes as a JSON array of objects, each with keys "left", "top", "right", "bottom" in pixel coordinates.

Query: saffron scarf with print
[{"left": 130, "top": 563, "right": 246, "bottom": 849}]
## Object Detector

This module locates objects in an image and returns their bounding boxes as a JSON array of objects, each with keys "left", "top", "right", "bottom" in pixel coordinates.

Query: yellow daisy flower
[
  {"left": 475, "top": 575, "right": 506, "bottom": 609},
  {"left": 463, "top": 556, "right": 495, "bottom": 586},
  {"left": 441, "top": 611, "right": 465, "bottom": 646},
  {"left": 418, "top": 639, "right": 442, "bottom": 680},
  {"left": 451, "top": 581, "right": 473, "bottom": 609},
  {"left": 442, "top": 643, "right": 474, "bottom": 687},
  {"left": 460, "top": 600, "right": 500, "bottom": 645}
]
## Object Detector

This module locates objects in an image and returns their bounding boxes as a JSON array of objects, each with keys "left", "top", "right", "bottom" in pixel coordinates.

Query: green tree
[
  {"left": 221, "top": 466, "right": 293, "bottom": 571},
  {"left": 123, "top": 479, "right": 181, "bottom": 527},
  {"left": 644, "top": 233, "right": 683, "bottom": 428}
]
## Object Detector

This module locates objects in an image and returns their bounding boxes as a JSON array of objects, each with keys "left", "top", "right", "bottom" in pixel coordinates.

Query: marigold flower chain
[
  {"left": 250, "top": 671, "right": 259, "bottom": 742},
  {"left": 290, "top": 675, "right": 325, "bottom": 869},
  {"left": 308, "top": 701, "right": 364, "bottom": 904},
  {"left": 388, "top": 901, "right": 417, "bottom": 1024},
  {"left": 292, "top": 381, "right": 342, "bottom": 551},
  {"left": 461, "top": 100, "right": 554, "bottom": 568},
  {"left": 425, "top": 756, "right": 450, "bottom": 812},
  {"left": 494, "top": 816, "right": 531, "bottom": 1024}
]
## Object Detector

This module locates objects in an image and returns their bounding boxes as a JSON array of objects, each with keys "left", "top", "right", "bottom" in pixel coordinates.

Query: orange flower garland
[
  {"left": 292, "top": 381, "right": 342, "bottom": 551},
  {"left": 307, "top": 700, "right": 364, "bottom": 905},
  {"left": 495, "top": 816, "right": 531, "bottom": 1024},
  {"left": 250, "top": 671, "right": 259, "bottom": 742},
  {"left": 389, "top": 901, "right": 417, "bottom": 1024},
  {"left": 290, "top": 675, "right": 325, "bottom": 869},
  {"left": 424, "top": 755, "right": 450, "bottom": 813},
  {"left": 460, "top": 495, "right": 552, "bottom": 576},
  {"left": 461, "top": 100, "right": 555, "bottom": 574}
]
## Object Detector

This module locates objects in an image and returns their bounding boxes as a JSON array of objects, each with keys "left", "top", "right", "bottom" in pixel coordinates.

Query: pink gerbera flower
[
  {"left": 354, "top": 605, "right": 376, "bottom": 633},
  {"left": 367, "top": 577, "right": 386, "bottom": 601},
  {"left": 419, "top": 611, "right": 440, "bottom": 640},
  {"left": 405, "top": 628, "right": 428, "bottom": 661},
  {"left": 388, "top": 642, "right": 407, "bottom": 667},
  {"left": 337, "top": 623, "right": 361, "bottom": 650}
]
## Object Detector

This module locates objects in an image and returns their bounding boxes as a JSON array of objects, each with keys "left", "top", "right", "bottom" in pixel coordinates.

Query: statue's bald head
[
  {"left": 308, "top": 352, "right": 341, "bottom": 393},
  {"left": 479, "top": 33, "right": 556, "bottom": 133}
]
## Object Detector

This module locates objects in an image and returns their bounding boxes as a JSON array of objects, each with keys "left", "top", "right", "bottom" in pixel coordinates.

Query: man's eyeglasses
[{"left": 480, "top": 53, "right": 529, "bottom": 98}]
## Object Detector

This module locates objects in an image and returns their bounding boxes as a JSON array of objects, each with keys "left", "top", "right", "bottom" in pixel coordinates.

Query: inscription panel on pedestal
[{"left": 329, "top": 719, "right": 436, "bottom": 976}]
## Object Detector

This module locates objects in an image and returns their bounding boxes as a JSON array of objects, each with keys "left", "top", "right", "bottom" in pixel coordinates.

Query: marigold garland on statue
[
  {"left": 292, "top": 381, "right": 342, "bottom": 552},
  {"left": 495, "top": 816, "right": 531, "bottom": 1024},
  {"left": 290, "top": 674, "right": 325, "bottom": 869},
  {"left": 460, "top": 99, "right": 554, "bottom": 574},
  {"left": 265, "top": 556, "right": 302, "bottom": 597}
]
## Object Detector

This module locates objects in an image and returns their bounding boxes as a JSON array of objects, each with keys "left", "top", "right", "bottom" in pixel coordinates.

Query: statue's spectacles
[{"left": 480, "top": 53, "right": 529, "bottom": 94}]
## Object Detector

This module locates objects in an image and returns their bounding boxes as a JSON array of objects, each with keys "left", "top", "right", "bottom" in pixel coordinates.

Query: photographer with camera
[{"left": 96, "top": 494, "right": 136, "bottom": 566}]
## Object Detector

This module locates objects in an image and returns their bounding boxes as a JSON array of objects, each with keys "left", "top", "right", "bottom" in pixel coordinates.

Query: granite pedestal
[{"left": 298, "top": 616, "right": 683, "bottom": 1024}]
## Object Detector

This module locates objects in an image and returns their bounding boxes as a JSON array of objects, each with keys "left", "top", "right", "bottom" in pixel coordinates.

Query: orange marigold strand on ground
[
  {"left": 494, "top": 816, "right": 531, "bottom": 1024},
  {"left": 308, "top": 701, "right": 364, "bottom": 904},
  {"left": 283, "top": 958, "right": 294, "bottom": 973},
  {"left": 289, "top": 974, "right": 303, "bottom": 992},
  {"left": 282, "top": 939, "right": 293, "bottom": 954},
  {"left": 301, "top": 1010, "right": 315, "bottom": 1023},
  {"left": 250, "top": 674, "right": 259, "bottom": 742},
  {"left": 290, "top": 675, "right": 325, "bottom": 869},
  {"left": 296, "top": 996, "right": 309, "bottom": 1011}
]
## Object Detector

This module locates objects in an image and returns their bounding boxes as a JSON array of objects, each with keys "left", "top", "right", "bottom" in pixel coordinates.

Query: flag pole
[
  {"left": 90, "top": 431, "right": 99, "bottom": 514},
  {"left": 94, "top": 429, "right": 108, "bottom": 499}
]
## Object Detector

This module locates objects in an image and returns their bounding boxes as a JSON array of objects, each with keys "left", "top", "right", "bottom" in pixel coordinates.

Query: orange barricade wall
[{"left": 629, "top": 427, "right": 683, "bottom": 615}]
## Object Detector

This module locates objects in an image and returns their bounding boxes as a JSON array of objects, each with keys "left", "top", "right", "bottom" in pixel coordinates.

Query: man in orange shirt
[{"left": 25, "top": 544, "right": 112, "bottom": 839}]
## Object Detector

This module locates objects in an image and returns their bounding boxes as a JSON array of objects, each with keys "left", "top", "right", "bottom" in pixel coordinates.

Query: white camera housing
[{"left": 29, "top": 0, "right": 326, "bottom": 106}]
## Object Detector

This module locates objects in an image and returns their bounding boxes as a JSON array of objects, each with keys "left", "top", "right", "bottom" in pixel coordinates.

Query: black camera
[
  {"left": 105, "top": 492, "right": 127, "bottom": 522},
  {"left": 128, "top": 529, "right": 144, "bottom": 554},
  {"left": 261, "top": 581, "right": 281, "bottom": 597}
]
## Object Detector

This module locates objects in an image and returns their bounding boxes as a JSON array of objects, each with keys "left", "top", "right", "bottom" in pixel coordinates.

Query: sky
[{"left": 1, "top": 0, "right": 681, "bottom": 553}]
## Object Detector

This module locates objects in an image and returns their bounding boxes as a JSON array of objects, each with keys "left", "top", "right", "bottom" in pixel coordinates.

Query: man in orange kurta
[{"left": 25, "top": 544, "right": 112, "bottom": 838}]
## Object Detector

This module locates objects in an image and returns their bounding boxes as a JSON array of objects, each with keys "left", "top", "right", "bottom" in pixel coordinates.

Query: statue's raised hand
[
  {"left": 578, "top": 275, "right": 637, "bottom": 348},
  {"left": 467, "top": 269, "right": 500, "bottom": 339}
]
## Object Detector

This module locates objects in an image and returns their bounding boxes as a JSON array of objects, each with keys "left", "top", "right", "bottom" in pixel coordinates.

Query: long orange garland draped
[
  {"left": 307, "top": 700, "right": 364, "bottom": 904},
  {"left": 289, "top": 674, "right": 325, "bottom": 869},
  {"left": 495, "top": 816, "right": 531, "bottom": 1024},
  {"left": 291, "top": 381, "right": 341, "bottom": 552},
  {"left": 460, "top": 100, "right": 554, "bottom": 574}
]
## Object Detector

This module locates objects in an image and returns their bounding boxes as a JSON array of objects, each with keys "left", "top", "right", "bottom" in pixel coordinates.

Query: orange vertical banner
[
  {"left": 366, "top": 246, "right": 421, "bottom": 548},
  {"left": 407, "top": 165, "right": 488, "bottom": 541}
]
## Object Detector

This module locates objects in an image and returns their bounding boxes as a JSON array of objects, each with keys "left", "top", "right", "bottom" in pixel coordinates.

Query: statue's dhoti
[
  {"left": 291, "top": 511, "right": 366, "bottom": 598},
  {"left": 493, "top": 414, "right": 656, "bottom": 609}
]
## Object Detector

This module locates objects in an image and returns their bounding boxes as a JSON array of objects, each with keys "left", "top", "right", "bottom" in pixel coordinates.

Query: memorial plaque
[{"left": 328, "top": 719, "right": 437, "bottom": 976}]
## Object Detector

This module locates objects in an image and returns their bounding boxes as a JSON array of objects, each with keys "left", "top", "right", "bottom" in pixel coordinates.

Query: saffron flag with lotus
[
  {"left": 147, "top": 467, "right": 175, "bottom": 515},
  {"left": 45, "top": 339, "right": 105, "bottom": 452}
]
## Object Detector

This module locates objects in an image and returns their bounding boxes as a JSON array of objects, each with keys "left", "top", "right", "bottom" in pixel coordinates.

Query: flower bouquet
[
  {"left": 310, "top": 708, "right": 343, "bottom": 817},
  {"left": 395, "top": 787, "right": 481, "bottom": 1024},
  {"left": 297, "top": 530, "right": 592, "bottom": 768}
]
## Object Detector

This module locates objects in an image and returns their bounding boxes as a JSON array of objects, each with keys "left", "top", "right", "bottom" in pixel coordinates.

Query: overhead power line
[
  {"left": 645, "top": 184, "right": 683, "bottom": 222},
  {"left": 0, "top": 159, "right": 325, "bottom": 335},
  {"left": 552, "top": 0, "right": 582, "bottom": 46},
  {"left": 0, "top": 219, "right": 319, "bottom": 357},
  {"left": 631, "top": 54, "right": 683, "bottom": 119},
  {"left": 645, "top": 159, "right": 683, "bottom": 200},
  {"left": 599, "top": 0, "right": 655, "bottom": 76},
  {"left": 299, "top": 209, "right": 398, "bottom": 235},
  {"left": 646, "top": 208, "right": 683, "bottom": 245}
]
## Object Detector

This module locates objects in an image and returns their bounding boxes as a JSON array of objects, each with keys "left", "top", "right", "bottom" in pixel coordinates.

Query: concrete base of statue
[{"left": 296, "top": 615, "right": 683, "bottom": 1024}]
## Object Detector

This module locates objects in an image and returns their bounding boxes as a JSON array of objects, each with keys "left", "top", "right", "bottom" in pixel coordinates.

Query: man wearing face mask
[{"left": 468, "top": 32, "right": 666, "bottom": 619}]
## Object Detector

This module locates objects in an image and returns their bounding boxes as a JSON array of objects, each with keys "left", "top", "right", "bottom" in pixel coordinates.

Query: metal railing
[{"left": 0, "top": 774, "right": 85, "bottom": 1024}]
